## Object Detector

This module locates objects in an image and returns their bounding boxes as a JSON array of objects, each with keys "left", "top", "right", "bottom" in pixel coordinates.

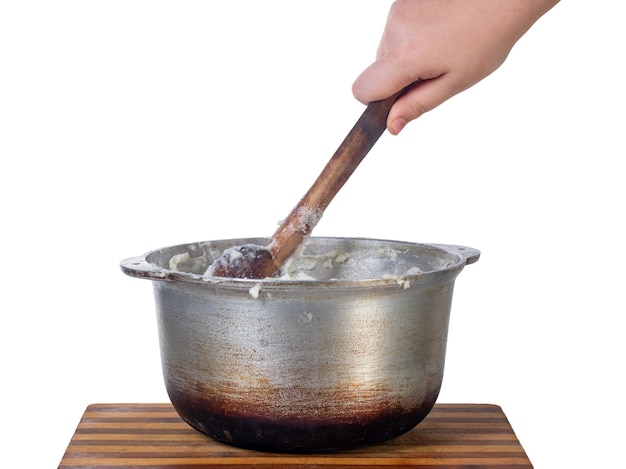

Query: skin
[{"left": 352, "top": 0, "right": 561, "bottom": 135}]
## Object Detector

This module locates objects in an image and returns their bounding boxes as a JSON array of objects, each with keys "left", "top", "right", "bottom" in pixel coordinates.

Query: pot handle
[
  {"left": 120, "top": 256, "right": 172, "bottom": 280},
  {"left": 428, "top": 244, "right": 481, "bottom": 266}
]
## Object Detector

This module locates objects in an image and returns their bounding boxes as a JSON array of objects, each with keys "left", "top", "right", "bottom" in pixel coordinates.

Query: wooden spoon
[{"left": 208, "top": 84, "right": 415, "bottom": 279}]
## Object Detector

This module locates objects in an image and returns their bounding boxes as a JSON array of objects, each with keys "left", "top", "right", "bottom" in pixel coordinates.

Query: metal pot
[{"left": 120, "top": 237, "right": 479, "bottom": 452}]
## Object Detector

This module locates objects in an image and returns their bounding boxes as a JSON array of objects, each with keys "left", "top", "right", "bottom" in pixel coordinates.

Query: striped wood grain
[{"left": 58, "top": 403, "right": 532, "bottom": 468}]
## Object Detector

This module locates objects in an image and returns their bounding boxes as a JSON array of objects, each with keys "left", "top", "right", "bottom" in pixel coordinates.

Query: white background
[{"left": 2, "top": 1, "right": 624, "bottom": 467}]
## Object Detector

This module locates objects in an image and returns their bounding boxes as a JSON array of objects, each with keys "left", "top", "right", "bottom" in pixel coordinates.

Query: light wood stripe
[
  {"left": 75, "top": 421, "right": 514, "bottom": 433},
  {"left": 82, "top": 411, "right": 186, "bottom": 419},
  {"left": 70, "top": 431, "right": 520, "bottom": 442},
  {"left": 64, "top": 444, "right": 527, "bottom": 454},
  {"left": 77, "top": 422, "right": 192, "bottom": 430},
  {"left": 58, "top": 403, "right": 533, "bottom": 468},
  {"left": 80, "top": 410, "right": 507, "bottom": 420}
]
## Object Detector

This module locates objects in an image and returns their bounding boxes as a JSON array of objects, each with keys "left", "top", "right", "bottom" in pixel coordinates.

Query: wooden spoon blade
[{"left": 206, "top": 244, "right": 278, "bottom": 279}]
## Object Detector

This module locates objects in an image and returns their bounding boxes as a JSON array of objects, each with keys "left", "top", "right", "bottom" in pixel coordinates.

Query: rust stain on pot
[{"left": 166, "top": 382, "right": 438, "bottom": 452}]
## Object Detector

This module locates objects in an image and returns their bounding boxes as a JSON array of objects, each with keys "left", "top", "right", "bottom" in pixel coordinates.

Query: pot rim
[{"left": 120, "top": 236, "right": 480, "bottom": 289}]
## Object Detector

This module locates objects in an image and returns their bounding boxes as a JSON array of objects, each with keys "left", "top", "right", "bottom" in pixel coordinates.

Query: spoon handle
[{"left": 268, "top": 84, "right": 414, "bottom": 269}]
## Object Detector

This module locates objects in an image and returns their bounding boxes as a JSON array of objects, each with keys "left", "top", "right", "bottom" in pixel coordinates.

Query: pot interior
[{"left": 138, "top": 237, "right": 475, "bottom": 284}]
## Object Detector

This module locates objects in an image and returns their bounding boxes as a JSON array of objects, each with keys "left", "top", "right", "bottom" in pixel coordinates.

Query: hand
[{"left": 352, "top": 0, "right": 559, "bottom": 135}]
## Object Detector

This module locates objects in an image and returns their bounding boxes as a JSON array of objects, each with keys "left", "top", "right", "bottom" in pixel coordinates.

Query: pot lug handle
[
  {"left": 428, "top": 244, "right": 481, "bottom": 266},
  {"left": 120, "top": 256, "right": 171, "bottom": 280}
]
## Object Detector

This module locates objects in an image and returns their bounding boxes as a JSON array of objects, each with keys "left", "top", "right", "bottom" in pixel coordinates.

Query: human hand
[{"left": 352, "top": 0, "right": 559, "bottom": 135}]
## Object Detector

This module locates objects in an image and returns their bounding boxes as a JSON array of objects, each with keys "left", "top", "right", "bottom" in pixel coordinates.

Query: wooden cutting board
[{"left": 58, "top": 403, "right": 532, "bottom": 468}]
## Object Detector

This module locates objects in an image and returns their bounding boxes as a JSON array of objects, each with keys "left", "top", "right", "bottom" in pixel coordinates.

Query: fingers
[
  {"left": 387, "top": 78, "right": 457, "bottom": 135},
  {"left": 352, "top": 57, "right": 413, "bottom": 105},
  {"left": 352, "top": 59, "right": 426, "bottom": 135},
  {"left": 353, "top": 52, "right": 464, "bottom": 135},
  {"left": 354, "top": 67, "right": 461, "bottom": 135}
]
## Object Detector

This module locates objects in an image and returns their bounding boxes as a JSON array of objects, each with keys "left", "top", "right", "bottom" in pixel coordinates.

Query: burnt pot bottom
[{"left": 167, "top": 388, "right": 438, "bottom": 453}]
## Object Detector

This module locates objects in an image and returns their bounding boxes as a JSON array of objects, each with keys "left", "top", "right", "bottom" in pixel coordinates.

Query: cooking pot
[{"left": 120, "top": 237, "right": 479, "bottom": 452}]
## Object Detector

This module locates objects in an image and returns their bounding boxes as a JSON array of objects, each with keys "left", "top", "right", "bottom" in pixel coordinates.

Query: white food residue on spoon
[{"left": 269, "top": 207, "right": 324, "bottom": 251}]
